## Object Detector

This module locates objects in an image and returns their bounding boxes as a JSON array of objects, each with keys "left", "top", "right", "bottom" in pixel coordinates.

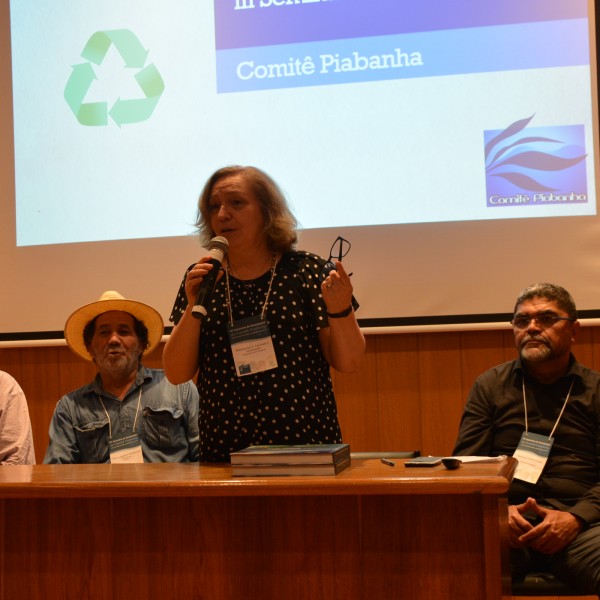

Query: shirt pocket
[
  {"left": 142, "top": 406, "right": 185, "bottom": 449},
  {"left": 74, "top": 419, "right": 110, "bottom": 463}
]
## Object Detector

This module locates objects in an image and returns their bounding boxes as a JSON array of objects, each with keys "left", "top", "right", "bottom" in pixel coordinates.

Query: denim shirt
[{"left": 44, "top": 367, "right": 199, "bottom": 463}]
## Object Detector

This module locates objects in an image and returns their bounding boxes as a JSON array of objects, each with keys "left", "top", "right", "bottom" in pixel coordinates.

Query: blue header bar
[{"left": 214, "top": 0, "right": 588, "bottom": 50}]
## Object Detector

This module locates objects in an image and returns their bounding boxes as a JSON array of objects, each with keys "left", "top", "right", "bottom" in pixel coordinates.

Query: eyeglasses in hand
[
  {"left": 510, "top": 313, "right": 576, "bottom": 330},
  {"left": 319, "top": 236, "right": 351, "bottom": 280},
  {"left": 328, "top": 236, "right": 351, "bottom": 263}
]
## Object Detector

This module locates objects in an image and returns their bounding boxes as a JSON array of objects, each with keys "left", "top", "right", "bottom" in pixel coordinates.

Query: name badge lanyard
[
  {"left": 225, "top": 254, "right": 279, "bottom": 376},
  {"left": 522, "top": 377, "right": 573, "bottom": 439},
  {"left": 97, "top": 386, "right": 144, "bottom": 463},
  {"left": 513, "top": 376, "right": 574, "bottom": 483},
  {"left": 224, "top": 253, "right": 278, "bottom": 326}
]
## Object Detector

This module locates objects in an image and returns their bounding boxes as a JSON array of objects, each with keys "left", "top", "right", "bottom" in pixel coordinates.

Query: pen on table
[{"left": 380, "top": 458, "right": 395, "bottom": 467}]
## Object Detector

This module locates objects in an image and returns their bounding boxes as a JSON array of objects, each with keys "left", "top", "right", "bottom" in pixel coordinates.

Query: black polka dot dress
[{"left": 170, "top": 250, "right": 352, "bottom": 462}]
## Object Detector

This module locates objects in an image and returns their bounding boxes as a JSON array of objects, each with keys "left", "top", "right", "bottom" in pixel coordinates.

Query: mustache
[
  {"left": 521, "top": 335, "right": 550, "bottom": 347},
  {"left": 106, "top": 343, "right": 125, "bottom": 353}
]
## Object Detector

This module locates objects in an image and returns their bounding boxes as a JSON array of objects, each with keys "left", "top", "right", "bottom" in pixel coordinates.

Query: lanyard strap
[
  {"left": 97, "top": 385, "right": 143, "bottom": 439},
  {"left": 225, "top": 253, "right": 278, "bottom": 326},
  {"left": 522, "top": 376, "right": 574, "bottom": 438}
]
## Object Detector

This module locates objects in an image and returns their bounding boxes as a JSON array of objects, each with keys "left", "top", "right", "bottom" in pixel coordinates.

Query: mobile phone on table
[{"left": 405, "top": 456, "right": 443, "bottom": 467}]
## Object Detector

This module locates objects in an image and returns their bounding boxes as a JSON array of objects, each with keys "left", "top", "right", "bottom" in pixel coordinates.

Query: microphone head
[
  {"left": 208, "top": 235, "right": 229, "bottom": 253},
  {"left": 207, "top": 235, "right": 229, "bottom": 263}
]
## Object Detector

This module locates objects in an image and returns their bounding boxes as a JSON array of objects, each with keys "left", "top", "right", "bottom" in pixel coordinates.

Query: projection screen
[{"left": 1, "top": 0, "right": 599, "bottom": 341}]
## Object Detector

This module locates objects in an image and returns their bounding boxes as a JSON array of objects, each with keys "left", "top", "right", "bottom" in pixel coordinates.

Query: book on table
[{"left": 230, "top": 443, "right": 351, "bottom": 477}]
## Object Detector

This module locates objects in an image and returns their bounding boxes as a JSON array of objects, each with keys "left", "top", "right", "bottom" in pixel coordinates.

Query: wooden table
[{"left": 0, "top": 458, "right": 516, "bottom": 600}]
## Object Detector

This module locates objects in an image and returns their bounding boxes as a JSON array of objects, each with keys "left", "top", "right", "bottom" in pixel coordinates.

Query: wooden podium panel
[{"left": 0, "top": 459, "right": 515, "bottom": 600}]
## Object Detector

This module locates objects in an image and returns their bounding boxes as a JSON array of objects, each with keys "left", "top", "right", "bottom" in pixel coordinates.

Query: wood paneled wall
[{"left": 2, "top": 325, "right": 600, "bottom": 466}]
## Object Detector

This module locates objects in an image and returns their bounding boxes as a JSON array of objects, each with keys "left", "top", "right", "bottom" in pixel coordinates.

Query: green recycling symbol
[{"left": 64, "top": 29, "right": 165, "bottom": 127}]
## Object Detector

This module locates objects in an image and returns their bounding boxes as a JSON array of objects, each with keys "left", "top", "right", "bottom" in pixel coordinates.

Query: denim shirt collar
[{"left": 90, "top": 366, "right": 154, "bottom": 399}]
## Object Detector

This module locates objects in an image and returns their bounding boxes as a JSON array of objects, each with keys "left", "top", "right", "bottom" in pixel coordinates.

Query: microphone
[{"left": 191, "top": 236, "right": 229, "bottom": 319}]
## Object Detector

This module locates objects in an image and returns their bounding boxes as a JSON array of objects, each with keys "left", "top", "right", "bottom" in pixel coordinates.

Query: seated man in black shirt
[{"left": 453, "top": 283, "right": 600, "bottom": 595}]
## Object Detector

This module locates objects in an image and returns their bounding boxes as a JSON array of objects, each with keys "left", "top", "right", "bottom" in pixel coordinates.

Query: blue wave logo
[{"left": 484, "top": 115, "right": 588, "bottom": 207}]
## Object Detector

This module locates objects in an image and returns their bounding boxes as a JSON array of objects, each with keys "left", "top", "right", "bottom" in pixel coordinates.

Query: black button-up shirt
[{"left": 454, "top": 355, "right": 600, "bottom": 525}]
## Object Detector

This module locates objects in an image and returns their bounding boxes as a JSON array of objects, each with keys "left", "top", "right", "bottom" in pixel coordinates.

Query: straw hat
[{"left": 64, "top": 291, "right": 164, "bottom": 361}]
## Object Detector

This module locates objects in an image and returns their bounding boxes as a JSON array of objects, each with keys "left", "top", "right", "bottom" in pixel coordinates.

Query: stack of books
[{"left": 230, "top": 443, "right": 351, "bottom": 477}]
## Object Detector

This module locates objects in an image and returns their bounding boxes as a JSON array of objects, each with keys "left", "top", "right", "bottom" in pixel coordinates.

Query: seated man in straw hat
[{"left": 44, "top": 291, "right": 199, "bottom": 463}]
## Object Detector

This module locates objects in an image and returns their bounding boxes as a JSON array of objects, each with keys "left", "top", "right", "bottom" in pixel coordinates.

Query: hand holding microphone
[{"left": 191, "top": 236, "right": 229, "bottom": 319}]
